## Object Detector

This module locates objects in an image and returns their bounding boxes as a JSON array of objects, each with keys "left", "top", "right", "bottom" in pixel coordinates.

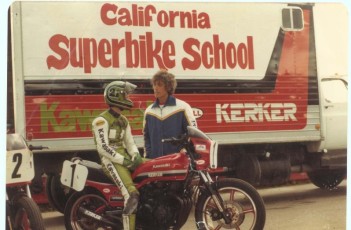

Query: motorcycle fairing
[
  {"left": 187, "top": 126, "right": 219, "bottom": 169},
  {"left": 6, "top": 134, "right": 35, "bottom": 185},
  {"left": 84, "top": 180, "right": 125, "bottom": 206}
]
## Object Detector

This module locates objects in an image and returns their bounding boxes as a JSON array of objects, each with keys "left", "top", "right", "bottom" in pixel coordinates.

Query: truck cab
[{"left": 320, "top": 77, "right": 348, "bottom": 151}]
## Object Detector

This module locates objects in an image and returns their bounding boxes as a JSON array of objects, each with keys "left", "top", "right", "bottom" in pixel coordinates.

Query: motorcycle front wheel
[
  {"left": 12, "top": 196, "right": 45, "bottom": 230},
  {"left": 64, "top": 191, "right": 123, "bottom": 230},
  {"left": 195, "top": 178, "right": 266, "bottom": 230}
]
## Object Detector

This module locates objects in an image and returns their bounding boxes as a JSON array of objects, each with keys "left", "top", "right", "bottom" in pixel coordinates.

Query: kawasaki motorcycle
[{"left": 61, "top": 126, "right": 266, "bottom": 230}]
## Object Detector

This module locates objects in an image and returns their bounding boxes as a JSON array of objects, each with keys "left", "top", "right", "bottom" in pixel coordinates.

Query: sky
[{"left": 0, "top": 0, "right": 350, "bottom": 228}]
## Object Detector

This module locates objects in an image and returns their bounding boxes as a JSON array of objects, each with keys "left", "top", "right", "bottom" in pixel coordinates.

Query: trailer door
[{"left": 320, "top": 78, "right": 348, "bottom": 150}]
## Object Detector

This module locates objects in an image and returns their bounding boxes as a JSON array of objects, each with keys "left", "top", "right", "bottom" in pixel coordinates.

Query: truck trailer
[{"left": 7, "top": 1, "right": 348, "bottom": 212}]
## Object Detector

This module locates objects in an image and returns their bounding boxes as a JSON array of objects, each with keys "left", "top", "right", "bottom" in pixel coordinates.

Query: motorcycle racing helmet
[{"left": 104, "top": 81, "right": 137, "bottom": 110}]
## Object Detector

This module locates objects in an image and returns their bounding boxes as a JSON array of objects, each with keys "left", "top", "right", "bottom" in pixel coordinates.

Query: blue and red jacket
[{"left": 143, "top": 96, "right": 197, "bottom": 158}]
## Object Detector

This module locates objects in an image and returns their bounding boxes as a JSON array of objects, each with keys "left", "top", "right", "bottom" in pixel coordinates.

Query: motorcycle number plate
[
  {"left": 60, "top": 160, "right": 88, "bottom": 192},
  {"left": 6, "top": 149, "right": 35, "bottom": 184}
]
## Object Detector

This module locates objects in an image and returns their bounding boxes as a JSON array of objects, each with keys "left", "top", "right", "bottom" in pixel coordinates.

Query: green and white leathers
[{"left": 92, "top": 81, "right": 144, "bottom": 230}]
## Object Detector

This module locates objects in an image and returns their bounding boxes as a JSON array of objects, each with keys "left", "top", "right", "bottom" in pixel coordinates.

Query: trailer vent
[{"left": 282, "top": 7, "right": 304, "bottom": 31}]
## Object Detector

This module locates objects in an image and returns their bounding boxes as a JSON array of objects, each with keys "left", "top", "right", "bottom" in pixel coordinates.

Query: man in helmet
[{"left": 92, "top": 81, "right": 144, "bottom": 230}]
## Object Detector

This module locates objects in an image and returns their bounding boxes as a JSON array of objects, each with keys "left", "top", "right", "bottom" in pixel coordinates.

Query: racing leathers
[
  {"left": 92, "top": 108, "right": 144, "bottom": 230},
  {"left": 143, "top": 95, "right": 197, "bottom": 158}
]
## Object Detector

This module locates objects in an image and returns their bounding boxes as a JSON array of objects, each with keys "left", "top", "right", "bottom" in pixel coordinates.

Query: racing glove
[
  {"left": 123, "top": 157, "right": 134, "bottom": 169},
  {"left": 132, "top": 153, "right": 143, "bottom": 165},
  {"left": 129, "top": 153, "right": 143, "bottom": 170},
  {"left": 123, "top": 153, "right": 142, "bottom": 170}
]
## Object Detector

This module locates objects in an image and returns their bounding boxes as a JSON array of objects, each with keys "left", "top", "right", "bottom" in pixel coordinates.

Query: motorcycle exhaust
[{"left": 78, "top": 207, "right": 121, "bottom": 228}]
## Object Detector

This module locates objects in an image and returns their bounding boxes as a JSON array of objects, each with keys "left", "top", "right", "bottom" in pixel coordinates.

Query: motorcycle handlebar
[
  {"left": 29, "top": 145, "right": 49, "bottom": 151},
  {"left": 162, "top": 134, "right": 187, "bottom": 145},
  {"left": 162, "top": 137, "right": 179, "bottom": 144}
]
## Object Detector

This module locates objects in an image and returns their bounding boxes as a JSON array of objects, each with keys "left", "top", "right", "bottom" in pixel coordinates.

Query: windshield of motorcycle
[
  {"left": 187, "top": 126, "right": 211, "bottom": 140},
  {"left": 187, "top": 126, "right": 218, "bottom": 169},
  {"left": 7, "top": 134, "right": 27, "bottom": 151}
]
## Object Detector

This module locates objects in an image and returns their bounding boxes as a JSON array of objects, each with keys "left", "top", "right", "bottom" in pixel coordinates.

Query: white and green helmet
[{"left": 104, "top": 81, "right": 137, "bottom": 110}]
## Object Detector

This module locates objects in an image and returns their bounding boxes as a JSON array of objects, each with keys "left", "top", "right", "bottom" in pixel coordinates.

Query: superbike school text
[{"left": 46, "top": 3, "right": 255, "bottom": 74}]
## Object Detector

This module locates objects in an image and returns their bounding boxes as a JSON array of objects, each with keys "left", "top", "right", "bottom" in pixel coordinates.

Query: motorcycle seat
[{"left": 80, "top": 159, "right": 102, "bottom": 170}]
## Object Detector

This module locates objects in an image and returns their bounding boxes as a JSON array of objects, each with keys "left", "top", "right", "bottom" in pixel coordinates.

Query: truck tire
[
  {"left": 46, "top": 173, "right": 72, "bottom": 213},
  {"left": 307, "top": 169, "right": 346, "bottom": 190}
]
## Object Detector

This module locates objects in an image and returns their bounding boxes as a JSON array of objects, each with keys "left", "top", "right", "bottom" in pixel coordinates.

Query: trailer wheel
[
  {"left": 307, "top": 169, "right": 346, "bottom": 190},
  {"left": 46, "top": 173, "right": 72, "bottom": 213}
]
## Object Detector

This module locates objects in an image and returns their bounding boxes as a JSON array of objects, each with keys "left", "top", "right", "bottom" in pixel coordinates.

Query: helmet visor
[{"left": 124, "top": 82, "right": 137, "bottom": 94}]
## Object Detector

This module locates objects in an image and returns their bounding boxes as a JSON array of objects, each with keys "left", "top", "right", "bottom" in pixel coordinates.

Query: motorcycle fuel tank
[{"left": 132, "top": 153, "right": 189, "bottom": 186}]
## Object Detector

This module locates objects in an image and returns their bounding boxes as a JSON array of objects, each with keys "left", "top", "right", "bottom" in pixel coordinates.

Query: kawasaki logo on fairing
[{"left": 153, "top": 164, "right": 170, "bottom": 169}]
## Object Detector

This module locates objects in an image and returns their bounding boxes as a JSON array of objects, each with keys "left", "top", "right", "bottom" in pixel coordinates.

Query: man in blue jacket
[{"left": 143, "top": 70, "right": 197, "bottom": 158}]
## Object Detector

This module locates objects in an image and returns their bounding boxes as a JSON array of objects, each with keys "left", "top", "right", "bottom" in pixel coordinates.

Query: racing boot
[
  {"left": 123, "top": 214, "right": 136, "bottom": 230},
  {"left": 122, "top": 191, "right": 139, "bottom": 229},
  {"left": 123, "top": 191, "right": 139, "bottom": 214}
]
